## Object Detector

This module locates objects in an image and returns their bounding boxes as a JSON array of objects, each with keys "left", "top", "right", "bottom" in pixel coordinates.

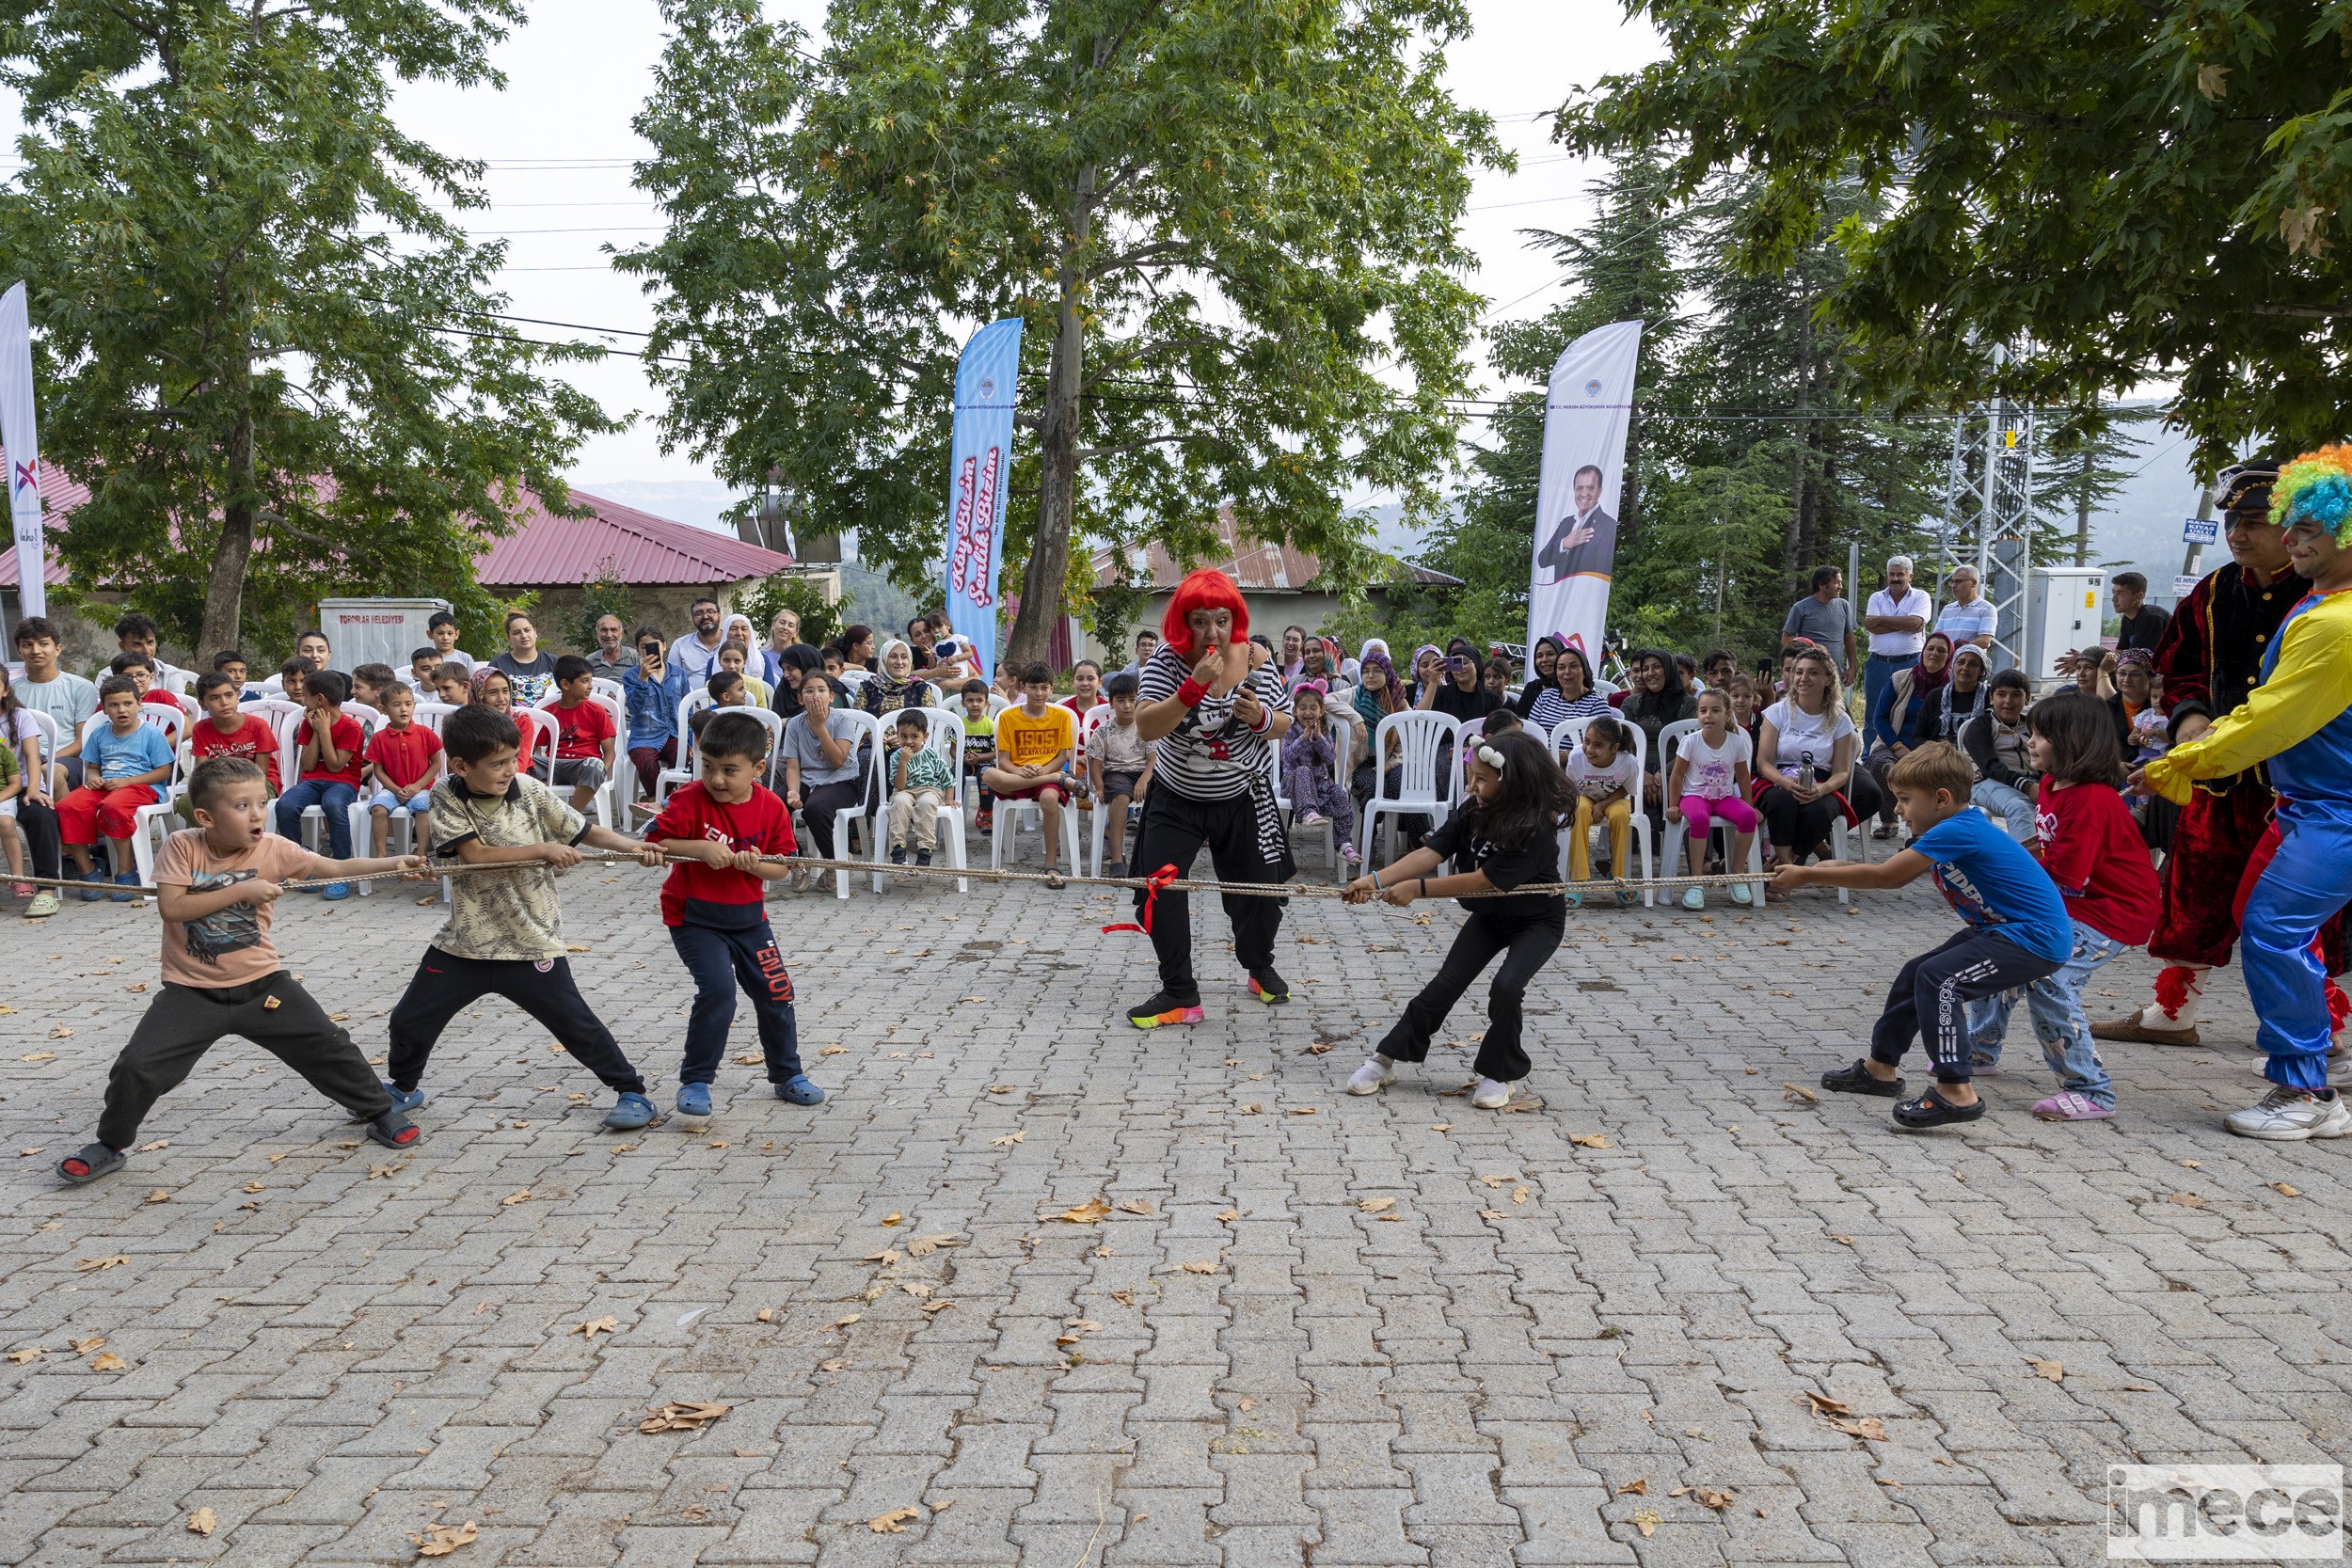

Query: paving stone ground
[{"left": 0, "top": 852, "right": 2345, "bottom": 1567}]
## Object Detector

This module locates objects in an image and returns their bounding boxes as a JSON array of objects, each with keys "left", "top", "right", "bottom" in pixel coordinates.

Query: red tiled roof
[
  {"left": 0, "top": 463, "right": 789, "bottom": 589},
  {"left": 1091, "top": 505, "right": 1460, "bottom": 593}
]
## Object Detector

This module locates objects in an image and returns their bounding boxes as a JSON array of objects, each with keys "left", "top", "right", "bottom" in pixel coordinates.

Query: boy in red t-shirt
[
  {"left": 188, "top": 672, "right": 281, "bottom": 800},
  {"left": 271, "top": 669, "right": 368, "bottom": 897},
  {"left": 546, "top": 655, "right": 615, "bottom": 813},
  {"left": 366, "top": 680, "right": 445, "bottom": 856},
  {"left": 112, "top": 652, "right": 187, "bottom": 731},
  {"left": 1965, "top": 691, "right": 2162, "bottom": 1122},
  {"left": 645, "top": 709, "right": 818, "bottom": 1123}
]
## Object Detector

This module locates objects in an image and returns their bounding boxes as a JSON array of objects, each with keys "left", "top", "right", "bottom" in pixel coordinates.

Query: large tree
[
  {"left": 1559, "top": 0, "right": 2352, "bottom": 474},
  {"left": 623, "top": 0, "right": 1502, "bottom": 664},
  {"left": 0, "top": 0, "right": 614, "bottom": 657}
]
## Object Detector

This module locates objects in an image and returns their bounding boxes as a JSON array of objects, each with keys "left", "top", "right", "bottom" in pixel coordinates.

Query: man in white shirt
[
  {"left": 667, "top": 595, "right": 727, "bottom": 683},
  {"left": 1861, "top": 556, "right": 1931, "bottom": 748},
  {"left": 1932, "top": 565, "right": 1996, "bottom": 649}
]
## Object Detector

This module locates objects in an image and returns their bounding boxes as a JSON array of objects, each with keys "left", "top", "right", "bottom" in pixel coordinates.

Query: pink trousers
[{"left": 1679, "top": 794, "right": 1758, "bottom": 836}]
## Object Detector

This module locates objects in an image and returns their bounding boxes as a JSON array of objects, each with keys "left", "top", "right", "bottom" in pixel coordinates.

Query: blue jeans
[
  {"left": 1864, "top": 654, "right": 1907, "bottom": 745},
  {"left": 1970, "top": 778, "right": 2038, "bottom": 844},
  {"left": 275, "top": 779, "right": 358, "bottom": 859},
  {"left": 671, "top": 918, "right": 801, "bottom": 1085},
  {"left": 2242, "top": 807, "right": 2352, "bottom": 1090},
  {"left": 1965, "top": 917, "right": 2122, "bottom": 1108}
]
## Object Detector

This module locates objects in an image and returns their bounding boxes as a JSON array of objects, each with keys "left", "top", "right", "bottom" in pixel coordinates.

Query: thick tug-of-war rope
[{"left": 8, "top": 850, "right": 1776, "bottom": 903}]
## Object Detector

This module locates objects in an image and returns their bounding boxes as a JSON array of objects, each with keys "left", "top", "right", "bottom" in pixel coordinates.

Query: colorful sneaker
[
  {"left": 1565, "top": 891, "right": 1584, "bottom": 910},
  {"left": 2224, "top": 1085, "right": 2352, "bottom": 1141},
  {"left": 2032, "top": 1092, "right": 2114, "bottom": 1121},
  {"left": 775, "top": 1074, "right": 826, "bottom": 1106},
  {"left": 675, "top": 1083, "right": 713, "bottom": 1121},
  {"left": 915, "top": 848, "right": 932, "bottom": 868},
  {"left": 1729, "top": 882, "right": 1754, "bottom": 906},
  {"left": 601, "top": 1092, "right": 656, "bottom": 1131},
  {"left": 1345, "top": 1055, "right": 1397, "bottom": 1096},
  {"left": 1341, "top": 844, "right": 1359, "bottom": 865},
  {"left": 1128, "top": 990, "right": 1204, "bottom": 1029},
  {"left": 890, "top": 846, "right": 908, "bottom": 865},
  {"left": 1248, "top": 968, "right": 1290, "bottom": 1005},
  {"left": 350, "top": 1083, "right": 427, "bottom": 1120}
]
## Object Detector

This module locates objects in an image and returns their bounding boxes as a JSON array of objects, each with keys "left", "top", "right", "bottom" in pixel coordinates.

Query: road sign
[{"left": 2182, "top": 515, "right": 2218, "bottom": 545}]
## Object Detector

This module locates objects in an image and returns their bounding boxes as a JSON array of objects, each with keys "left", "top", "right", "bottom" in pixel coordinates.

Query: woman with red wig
[{"left": 1126, "top": 568, "right": 1298, "bottom": 1027}]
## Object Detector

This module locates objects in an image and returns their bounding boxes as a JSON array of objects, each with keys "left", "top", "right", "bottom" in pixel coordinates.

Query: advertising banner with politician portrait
[{"left": 1526, "top": 319, "right": 1642, "bottom": 664}]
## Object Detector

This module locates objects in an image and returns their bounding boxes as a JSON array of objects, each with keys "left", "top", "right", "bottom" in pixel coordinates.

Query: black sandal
[
  {"left": 366, "top": 1111, "right": 421, "bottom": 1149},
  {"left": 1820, "top": 1058, "right": 1905, "bottom": 1098},
  {"left": 56, "top": 1143, "right": 126, "bottom": 1185},
  {"left": 1043, "top": 867, "right": 1067, "bottom": 889},
  {"left": 1892, "top": 1086, "right": 1987, "bottom": 1128}
]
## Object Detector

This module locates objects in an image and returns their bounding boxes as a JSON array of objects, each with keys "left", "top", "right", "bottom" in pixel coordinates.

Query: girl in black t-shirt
[{"left": 1340, "top": 729, "right": 1571, "bottom": 1110}]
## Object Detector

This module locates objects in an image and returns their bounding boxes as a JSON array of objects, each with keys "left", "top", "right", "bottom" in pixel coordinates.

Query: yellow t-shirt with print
[{"left": 997, "top": 705, "right": 1075, "bottom": 770}]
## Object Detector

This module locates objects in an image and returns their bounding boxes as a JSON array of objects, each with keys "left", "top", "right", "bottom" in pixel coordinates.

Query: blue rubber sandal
[
  {"left": 775, "top": 1074, "right": 826, "bottom": 1106},
  {"left": 602, "top": 1091, "right": 656, "bottom": 1131}
]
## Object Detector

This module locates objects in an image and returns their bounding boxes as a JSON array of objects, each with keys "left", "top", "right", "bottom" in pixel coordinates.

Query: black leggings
[
  {"left": 12, "top": 799, "right": 60, "bottom": 879},
  {"left": 1756, "top": 770, "right": 1883, "bottom": 858},
  {"left": 1379, "top": 903, "right": 1565, "bottom": 1083},
  {"left": 1129, "top": 786, "right": 1289, "bottom": 995},
  {"left": 387, "top": 949, "right": 646, "bottom": 1095}
]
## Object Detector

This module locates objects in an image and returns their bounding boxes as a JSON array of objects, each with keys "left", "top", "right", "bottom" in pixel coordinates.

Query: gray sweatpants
[{"left": 98, "top": 973, "right": 391, "bottom": 1148}]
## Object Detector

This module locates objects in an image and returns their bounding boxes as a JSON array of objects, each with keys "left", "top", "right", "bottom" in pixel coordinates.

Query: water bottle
[{"left": 1797, "top": 750, "right": 1818, "bottom": 789}]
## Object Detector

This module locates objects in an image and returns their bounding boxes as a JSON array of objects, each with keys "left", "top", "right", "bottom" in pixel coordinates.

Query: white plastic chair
[
  {"left": 1551, "top": 713, "right": 1655, "bottom": 902},
  {"left": 1657, "top": 719, "right": 1766, "bottom": 908},
  {"left": 989, "top": 705, "right": 1080, "bottom": 875},
  {"left": 1360, "top": 710, "right": 1460, "bottom": 865},
  {"left": 653, "top": 690, "right": 717, "bottom": 805},
  {"left": 817, "top": 707, "right": 886, "bottom": 898},
  {"left": 534, "top": 688, "right": 628, "bottom": 830},
  {"left": 861, "top": 705, "right": 971, "bottom": 895},
  {"left": 23, "top": 709, "right": 63, "bottom": 796},
  {"left": 1279, "top": 705, "right": 1355, "bottom": 884},
  {"left": 276, "top": 701, "right": 380, "bottom": 859},
  {"left": 71, "top": 712, "right": 184, "bottom": 896}
]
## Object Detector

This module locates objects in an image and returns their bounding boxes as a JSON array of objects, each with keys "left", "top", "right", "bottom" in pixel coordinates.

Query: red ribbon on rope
[{"left": 1102, "top": 863, "right": 1182, "bottom": 936}]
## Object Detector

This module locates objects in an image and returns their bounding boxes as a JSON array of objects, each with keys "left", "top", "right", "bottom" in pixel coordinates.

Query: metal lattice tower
[{"left": 1933, "top": 390, "right": 2043, "bottom": 674}]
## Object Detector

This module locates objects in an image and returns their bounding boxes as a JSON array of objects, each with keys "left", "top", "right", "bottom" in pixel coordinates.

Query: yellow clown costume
[{"left": 2146, "top": 445, "right": 2352, "bottom": 1095}]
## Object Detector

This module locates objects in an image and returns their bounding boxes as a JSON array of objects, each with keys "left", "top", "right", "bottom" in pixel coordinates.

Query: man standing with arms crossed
[{"left": 1861, "top": 557, "right": 1932, "bottom": 749}]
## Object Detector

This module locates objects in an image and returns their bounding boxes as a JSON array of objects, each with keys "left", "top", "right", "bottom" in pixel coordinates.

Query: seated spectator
[
  {"left": 839, "top": 624, "right": 878, "bottom": 673},
  {"left": 1725, "top": 673, "right": 1762, "bottom": 753},
  {"left": 183, "top": 672, "right": 280, "bottom": 823},
  {"left": 1348, "top": 648, "right": 1410, "bottom": 829},
  {"left": 12, "top": 616, "right": 99, "bottom": 790},
  {"left": 430, "top": 664, "right": 472, "bottom": 708},
  {"left": 1481, "top": 655, "right": 1516, "bottom": 708},
  {"left": 213, "top": 649, "right": 258, "bottom": 703},
  {"left": 958, "top": 679, "right": 998, "bottom": 831},
  {"left": 885, "top": 707, "right": 955, "bottom": 868},
  {"left": 112, "top": 611, "right": 185, "bottom": 689},
  {"left": 1295, "top": 637, "right": 1338, "bottom": 694},
  {"left": 1526, "top": 643, "right": 1609, "bottom": 735},
  {"left": 490, "top": 611, "right": 558, "bottom": 707},
  {"left": 707, "top": 668, "right": 752, "bottom": 711},
  {"left": 980, "top": 663, "right": 1075, "bottom": 885},
  {"left": 547, "top": 655, "right": 615, "bottom": 814},
  {"left": 1933, "top": 645, "right": 1990, "bottom": 741},
  {"left": 276, "top": 657, "right": 310, "bottom": 703},
  {"left": 58, "top": 676, "right": 176, "bottom": 901},
  {"left": 350, "top": 662, "right": 396, "bottom": 713},
  {"left": 782, "top": 667, "right": 868, "bottom": 873},
  {"left": 471, "top": 667, "right": 538, "bottom": 775},
  {"left": 716, "top": 641, "right": 773, "bottom": 708},
  {"left": 1959, "top": 669, "right": 2038, "bottom": 843},
  {"left": 1864, "top": 632, "right": 1953, "bottom": 837},
  {"left": 1062, "top": 660, "right": 1104, "bottom": 722},
  {"left": 2108, "top": 649, "right": 2155, "bottom": 755},
  {"left": 1619, "top": 649, "right": 1697, "bottom": 818},
  {"left": 1700, "top": 649, "right": 1737, "bottom": 693},
  {"left": 862, "top": 640, "right": 939, "bottom": 720},
  {"left": 1089, "top": 673, "right": 1152, "bottom": 877},
  {"left": 1754, "top": 646, "right": 1880, "bottom": 877},
  {"left": 1668, "top": 689, "right": 1758, "bottom": 909},
  {"left": 426, "top": 610, "right": 475, "bottom": 674},
  {"left": 409, "top": 647, "right": 442, "bottom": 689},
  {"left": 1281, "top": 684, "right": 1357, "bottom": 867},
  {"left": 271, "top": 668, "right": 366, "bottom": 897},
  {"left": 624, "top": 626, "right": 693, "bottom": 804},
  {"left": 1513, "top": 637, "right": 1563, "bottom": 716},
  {"left": 109, "top": 653, "right": 185, "bottom": 736},
  {"left": 583, "top": 614, "right": 633, "bottom": 680},
  {"left": 1564, "top": 714, "right": 1638, "bottom": 908},
  {"left": 364, "top": 679, "right": 442, "bottom": 855},
  {"left": 294, "top": 628, "right": 333, "bottom": 673}
]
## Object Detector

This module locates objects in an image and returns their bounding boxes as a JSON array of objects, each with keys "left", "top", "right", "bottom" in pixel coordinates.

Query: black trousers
[
  {"left": 1130, "top": 786, "right": 1287, "bottom": 995},
  {"left": 671, "top": 919, "right": 800, "bottom": 1085},
  {"left": 1378, "top": 903, "right": 1565, "bottom": 1084},
  {"left": 13, "top": 798, "right": 60, "bottom": 879},
  {"left": 1869, "top": 927, "right": 2063, "bottom": 1084},
  {"left": 386, "top": 948, "right": 647, "bottom": 1095},
  {"left": 1756, "top": 770, "right": 1883, "bottom": 856},
  {"left": 799, "top": 777, "right": 866, "bottom": 859},
  {"left": 98, "top": 974, "right": 389, "bottom": 1148}
]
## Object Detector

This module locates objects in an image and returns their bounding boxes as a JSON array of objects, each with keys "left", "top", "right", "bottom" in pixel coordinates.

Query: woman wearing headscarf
[
  {"left": 1618, "top": 649, "right": 1696, "bottom": 817},
  {"left": 1512, "top": 637, "right": 1563, "bottom": 717},
  {"left": 1124, "top": 569, "right": 1296, "bottom": 1029},
  {"left": 1350, "top": 647, "right": 1409, "bottom": 822},
  {"left": 861, "top": 639, "right": 939, "bottom": 719},
  {"left": 1862, "top": 631, "right": 1953, "bottom": 835},
  {"left": 1933, "top": 644, "right": 1990, "bottom": 742}
]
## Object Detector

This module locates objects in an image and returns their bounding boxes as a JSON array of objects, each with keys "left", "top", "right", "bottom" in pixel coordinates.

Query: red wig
[{"left": 1160, "top": 568, "right": 1250, "bottom": 661}]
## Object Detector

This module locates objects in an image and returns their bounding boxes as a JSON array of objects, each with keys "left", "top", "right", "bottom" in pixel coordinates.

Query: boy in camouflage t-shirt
[{"left": 383, "top": 705, "right": 668, "bottom": 1132}]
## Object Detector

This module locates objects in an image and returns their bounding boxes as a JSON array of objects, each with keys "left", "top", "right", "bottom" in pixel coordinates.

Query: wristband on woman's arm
[{"left": 1177, "top": 677, "right": 1208, "bottom": 706}]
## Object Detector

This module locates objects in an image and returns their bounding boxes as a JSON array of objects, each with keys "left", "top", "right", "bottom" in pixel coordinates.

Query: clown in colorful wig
[
  {"left": 2145, "top": 443, "right": 2352, "bottom": 1139},
  {"left": 1123, "top": 568, "right": 1298, "bottom": 1029}
]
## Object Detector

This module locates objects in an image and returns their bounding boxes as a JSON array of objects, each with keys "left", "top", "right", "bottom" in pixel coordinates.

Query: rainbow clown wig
[
  {"left": 2271, "top": 444, "right": 2352, "bottom": 545},
  {"left": 1159, "top": 568, "right": 1250, "bottom": 661}
]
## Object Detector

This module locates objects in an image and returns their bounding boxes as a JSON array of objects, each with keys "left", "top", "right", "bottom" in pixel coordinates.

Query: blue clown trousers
[{"left": 2244, "top": 804, "right": 2352, "bottom": 1091}]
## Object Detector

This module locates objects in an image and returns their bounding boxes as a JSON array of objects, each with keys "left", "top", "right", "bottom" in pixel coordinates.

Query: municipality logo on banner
[
  {"left": 1527, "top": 320, "right": 1642, "bottom": 665},
  {"left": 942, "top": 318, "right": 1023, "bottom": 683}
]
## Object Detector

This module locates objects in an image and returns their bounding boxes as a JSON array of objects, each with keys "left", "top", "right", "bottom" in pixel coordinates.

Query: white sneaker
[
  {"left": 1346, "top": 1055, "right": 1397, "bottom": 1095},
  {"left": 2224, "top": 1085, "right": 2352, "bottom": 1141},
  {"left": 1471, "top": 1077, "right": 1514, "bottom": 1109}
]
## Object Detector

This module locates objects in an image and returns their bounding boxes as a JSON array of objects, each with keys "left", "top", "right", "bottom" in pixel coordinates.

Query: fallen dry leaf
[
  {"left": 833, "top": 1314, "right": 861, "bottom": 1328},
  {"left": 1692, "top": 1488, "right": 1734, "bottom": 1511},
  {"left": 2272, "top": 1182, "right": 2302, "bottom": 1197},
  {"left": 2179, "top": 1159, "right": 2201, "bottom": 1168},
  {"left": 756, "top": 1308, "right": 774, "bottom": 1323},
  {"left": 1567, "top": 1133, "right": 1613, "bottom": 1148},
  {"left": 733, "top": 1054, "right": 761, "bottom": 1066},
  {"left": 1782, "top": 1083, "right": 1820, "bottom": 1105},
  {"left": 881, "top": 1212, "right": 903, "bottom": 1226},
  {"left": 988, "top": 1085, "right": 1013, "bottom": 1093},
  {"left": 1287, "top": 1106, "right": 1316, "bottom": 1116},
  {"left": 411, "top": 1519, "right": 479, "bottom": 1556},
  {"left": 1178, "top": 1259, "right": 1218, "bottom": 1275},
  {"left": 991, "top": 1131, "right": 1025, "bottom": 1147},
  {"left": 639, "top": 1401, "right": 729, "bottom": 1433},
  {"left": 1479, "top": 1209, "right": 1507, "bottom": 1221},
  {"left": 1359, "top": 1196, "right": 1396, "bottom": 1213},
  {"left": 2027, "top": 1358, "right": 2064, "bottom": 1382},
  {"left": 1826, "top": 1415, "right": 1887, "bottom": 1441},
  {"left": 569, "top": 1316, "right": 618, "bottom": 1338},
  {"left": 1116, "top": 1196, "right": 1153, "bottom": 1214},
  {"left": 900, "top": 1281, "right": 932, "bottom": 1299},
  {"left": 67, "top": 1337, "right": 104, "bottom": 1354},
  {"left": 2168, "top": 1192, "right": 2206, "bottom": 1209},
  {"left": 904, "top": 1234, "right": 963, "bottom": 1257},
  {"left": 1238, "top": 1103, "right": 1262, "bottom": 1114},
  {"left": 818, "top": 1044, "right": 848, "bottom": 1056},
  {"left": 1057, "top": 1199, "right": 1112, "bottom": 1225},
  {"left": 1429, "top": 1122, "right": 1453, "bottom": 1132},
  {"left": 1832, "top": 1234, "right": 1855, "bottom": 1246},
  {"left": 565, "top": 943, "right": 591, "bottom": 953},
  {"left": 136, "top": 1139, "right": 169, "bottom": 1152},
  {"left": 144, "top": 1189, "right": 168, "bottom": 1204},
  {"left": 6, "top": 1347, "right": 40, "bottom": 1364},
  {"left": 1803, "top": 1392, "right": 1853, "bottom": 1416},
  {"left": 867, "top": 1506, "right": 921, "bottom": 1533},
  {"left": 921, "top": 1300, "right": 956, "bottom": 1314},
  {"left": 46, "top": 1027, "right": 71, "bottom": 1039},
  {"left": 74, "top": 1256, "right": 129, "bottom": 1273},
  {"left": 1512, "top": 1185, "right": 1530, "bottom": 1205},
  {"left": 1616, "top": 1479, "right": 1647, "bottom": 1496},
  {"left": 1633, "top": 1510, "right": 1660, "bottom": 1538},
  {"left": 87, "top": 1353, "right": 125, "bottom": 1371},
  {"left": 502, "top": 1190, "right": 532, "bottom": 1206},
  {"left": 865, "top": 1248, "right": 900, "bottom": 1265},
  {"left": 187, "top": 1507, "right": 216, "bottom": 1535},
  {"left": 20, "top": 1052, "right": 56, "bottom": 1063},
  {"left": 1216, "top": 1209, "right": 1242, "bottom": 1223},
  {"left": 243, "top": 1181, "right": 264, "bottom": 1194}
]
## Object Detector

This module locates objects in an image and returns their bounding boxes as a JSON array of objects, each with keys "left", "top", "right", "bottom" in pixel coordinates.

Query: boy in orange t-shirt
[{"left": 981, "top": 663, "right": 1076, "bottom": 882}]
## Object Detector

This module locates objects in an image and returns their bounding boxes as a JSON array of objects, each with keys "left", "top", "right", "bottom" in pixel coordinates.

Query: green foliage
[
  {"left": 574, "top": 560, "right": 635, "bottom": 657},
  {"left": 1558, "top": 0, "right": 2352, "bottom": 474},
  {"left": 1084, "top": 553, "right": 1154, "bottom": 662},
  {"left": 734, "top": 574, "right": 843, "bottom": 651},
  {"left": 0, "top": 0, "right": 618, "bottom": 658},
  {"left": 621, "top": 0, "right": 1504, "bottom": 662}
]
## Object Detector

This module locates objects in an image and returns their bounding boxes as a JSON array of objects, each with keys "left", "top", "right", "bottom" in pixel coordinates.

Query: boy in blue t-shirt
[{"left": 1772, "top": 741, "right": 2071, "bottom": 1128}]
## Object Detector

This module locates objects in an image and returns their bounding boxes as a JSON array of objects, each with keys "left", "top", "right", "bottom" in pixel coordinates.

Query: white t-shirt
[
  {"left": 1763, "top": 699, "right": 1856, "bottom": 778},
  {"left": 1676, "top": 728, "right": 1751, "bottom": 801},
  {"left": 1867, "top": 587, "right": 1933, "bottom": 657},
  {"left": 1565, "top": 746, "right": 1638, "bottom": 802}
]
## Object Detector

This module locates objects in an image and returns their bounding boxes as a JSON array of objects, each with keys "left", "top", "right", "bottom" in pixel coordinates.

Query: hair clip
[{"left": 1476, "top": 743, "right": 1506, "bottom": 772}]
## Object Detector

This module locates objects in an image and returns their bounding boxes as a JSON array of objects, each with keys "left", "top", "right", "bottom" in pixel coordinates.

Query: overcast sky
[{"left": 373, "top": 0, "right": 1664, "bottom": 495}]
